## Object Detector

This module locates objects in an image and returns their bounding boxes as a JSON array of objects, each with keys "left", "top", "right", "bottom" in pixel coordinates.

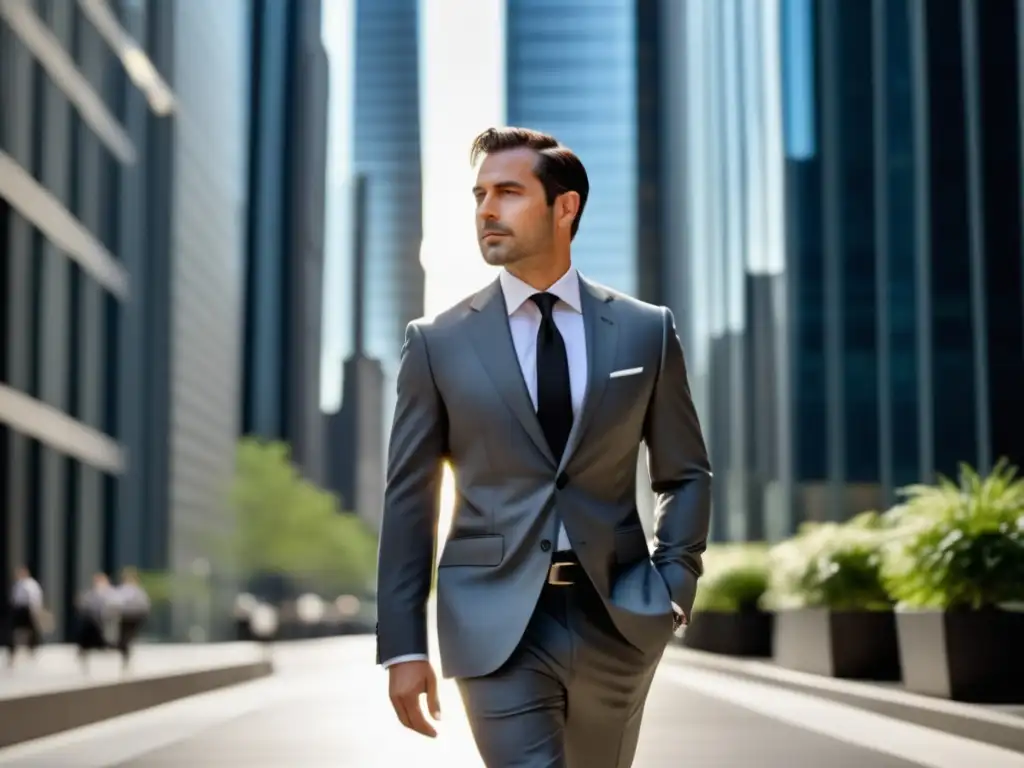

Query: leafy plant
[
  {"left": 761, "top": 518, "right": 894, "bottom": 612},
  {"left": 131, "top": 570, "right": 212, "bottom": 612},
  {"left": 880, "top": 459, "right": 1024, "bottom": 610},
  {"left": 135, "top": 571, "right": 176, "bottom": 604},
  {"left": 692, "top": 543, "right": 770, "bottom": 613},
  {"left": 212, "top": 438, "right": 379, "bottom": 595}
]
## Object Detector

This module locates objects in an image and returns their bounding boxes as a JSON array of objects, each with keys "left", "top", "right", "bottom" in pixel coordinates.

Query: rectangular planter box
[
  {"left": 773, "top": 608, "right": 901, "bottom": 680},
  {"left": 896, "top": 608, "right": 1024, "bottom": 703},
  {"left": 681, "top": 610, "right": 773, "bottom": 657}
]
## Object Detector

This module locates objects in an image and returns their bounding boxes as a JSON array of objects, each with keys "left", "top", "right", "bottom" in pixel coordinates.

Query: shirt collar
[{"left": 499, "top": 266, "right": 582, "bottom": 316}]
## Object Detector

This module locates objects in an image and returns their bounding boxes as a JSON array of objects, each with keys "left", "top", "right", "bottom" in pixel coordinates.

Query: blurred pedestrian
[
  {"left": 5, "top": 566, "right": 43, "bottom": 666},
  {"left": 113, "top": 567, "right": 150, "bottom": 669},
  {"left": 75, "top": 573, "right": 115, "bottom": 671}
]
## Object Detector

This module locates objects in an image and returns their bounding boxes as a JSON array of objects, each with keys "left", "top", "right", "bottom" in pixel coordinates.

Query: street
[{"left": 0, "top": 637, "right": 1021, "bottom": 767}]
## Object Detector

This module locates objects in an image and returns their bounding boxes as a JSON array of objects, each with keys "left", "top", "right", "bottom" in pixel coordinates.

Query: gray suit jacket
[{"left": 375, "top": 274, "right": 711, "bottom": 679}]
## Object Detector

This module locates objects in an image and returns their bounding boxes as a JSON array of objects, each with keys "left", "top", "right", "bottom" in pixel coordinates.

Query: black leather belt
[{"left": 547, "top": 552, "right": 581, "bottom": 586}]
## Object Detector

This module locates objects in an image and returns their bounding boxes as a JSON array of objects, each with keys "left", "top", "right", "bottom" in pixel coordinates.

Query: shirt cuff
[{"left": 381, "top": 653, "right": 429, "bottom": 669}]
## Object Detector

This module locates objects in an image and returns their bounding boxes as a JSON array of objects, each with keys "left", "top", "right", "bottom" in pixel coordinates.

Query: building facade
[
  {"left": 165, "top": 0, "right": 252, "bottom": 636},
  {"left": 1, "top": 0, "right": 132, "bottom": 639},
  {"left": 506, "top": 0, "right": 663, "bottom": 297},
  {"left": 661, "top": 0, "right": 1024, "bottom": 541},
  {"left": 325, "top": 0, "right": 424, "bottom": 527},
  {"left": 0, "top": 0, "right": 251, "bottom": 638},
  {"left": 352, "top": 0, "right": 424, "bottom": 374},
  {"left": 324, "top": 174, "right": 386, "bottom": 529},
  {"left": 244, "top": 0, "right": 330, "bottom": 485}
]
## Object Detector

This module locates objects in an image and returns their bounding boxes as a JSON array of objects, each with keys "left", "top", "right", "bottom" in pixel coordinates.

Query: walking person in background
[
  {"left": 5, "top": 566, "right": 44, "bottom": 667},
  {"left": 376, "top": 127, "right": 711, "bottom": 767},
  {"left": 75, "top": 572, "right": 114, "bottom": 672},
  {"left": 114, "top": 567, "right": 150, "bottom": 670}
]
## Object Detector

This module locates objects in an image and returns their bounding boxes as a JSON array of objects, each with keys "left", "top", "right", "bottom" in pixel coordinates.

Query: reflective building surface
[
  {"left": 505, "top": 0, "right": 644, "bottom": 296},
  {"left": 0, "top": 0, "right": 251, "bottom": 637},
  {"left": 660, "top": 0, "right": 788, "bottom": 541},
  {"left": 244, "top": 0, "right": 330, "bottom": 485},
  {"left": 662, "top": 0, "right": 1024, "bottom": 541},
  {"left": 1, "top": 0, "right": 133, "bottom": 639},
  {"left": 337, "top": 0, "right": 423, "bottom": 525},
  {"left": 352, "top": 0, "right": 424, "bottom": 374},
  {"left": 166, "top": 0, "right": 251, "bottom": 635}
]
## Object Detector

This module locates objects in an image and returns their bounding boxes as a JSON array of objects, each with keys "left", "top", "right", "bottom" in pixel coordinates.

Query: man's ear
[{"left": 556, "top": 191, "right": 580, "bottom": 231}]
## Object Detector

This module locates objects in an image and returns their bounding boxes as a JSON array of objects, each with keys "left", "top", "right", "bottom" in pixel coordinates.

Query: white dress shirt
[
  {"left": 10, "top": 577, "right": 43, "bottom": 609},
  {"left": 382, "top": 267, "right": 587, "bottom": 669},
  {"left": 115, "top": 584, "right": 151, "bottom": 616},
  {"left": 499, "top": 265, "right": 586, "bottom": 552}
]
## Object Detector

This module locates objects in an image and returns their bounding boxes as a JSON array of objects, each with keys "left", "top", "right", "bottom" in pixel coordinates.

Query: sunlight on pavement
[
  {"left": 331, "top": 640, "right": 482, "bottom": 767},
  {"left": 328, "top": 467, "right": 476, "bottom": 766},
  {"left": 4, "top": 638, "right": 1020, "bottom": 767}
]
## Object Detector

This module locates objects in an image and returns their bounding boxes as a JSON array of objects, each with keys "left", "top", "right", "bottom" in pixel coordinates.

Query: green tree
[
  {"left": 220, "top": 437, "right": 378, "bottom": 594},
  {"left": 135, "top": 569, "right": 208, "bottom": 606}
]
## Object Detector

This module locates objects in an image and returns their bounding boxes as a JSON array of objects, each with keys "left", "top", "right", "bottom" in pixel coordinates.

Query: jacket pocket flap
[{"left": 439, "top": 534, "right": 504, "bottom": 567}]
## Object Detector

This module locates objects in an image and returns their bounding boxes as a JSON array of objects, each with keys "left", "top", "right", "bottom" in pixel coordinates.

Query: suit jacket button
[{"left": 540, "top": 539, "right": 552, "bottom": 552}]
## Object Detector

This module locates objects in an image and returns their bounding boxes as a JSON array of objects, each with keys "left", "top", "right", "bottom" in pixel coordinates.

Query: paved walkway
[
  {"left": 0, "top": 643, "right": 266, "bottom": 700},
  {"left": 0, "top": 637, "right": 1021, "bottom": 767}
]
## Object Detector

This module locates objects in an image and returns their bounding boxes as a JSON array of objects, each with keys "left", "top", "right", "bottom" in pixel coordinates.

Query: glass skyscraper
[
  {"left": 244, "top": 0, "right": 330, "bottom": 486},
  {"left": 661, "top": 0, "right": 1024, "bottom": 541},
  {"left": 352, "top": 0, "right": 424, "bottom": 374},
  {"left": 505, "top": 0, "right": 644, "bottom": 296},
  {"left": 0, "top": 0, "right": 251, "bottom": 638},
  {"left": 659, "top": 0, "right": 788, "bottom": 541}
]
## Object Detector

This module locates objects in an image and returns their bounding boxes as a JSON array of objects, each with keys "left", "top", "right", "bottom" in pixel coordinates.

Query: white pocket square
[{"left": 609, "top": 367, "right": 643, "bottom": 379}]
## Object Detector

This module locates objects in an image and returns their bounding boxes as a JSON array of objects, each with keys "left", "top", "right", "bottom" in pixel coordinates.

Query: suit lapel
[
  {"left": 468, "top": 279, "right": 556, "bottom": 467},
  {"left": 560, "top": 277, "right": 618, "bottom": 471}
]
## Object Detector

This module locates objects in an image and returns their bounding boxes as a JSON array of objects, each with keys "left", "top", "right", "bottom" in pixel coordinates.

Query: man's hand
[{"left": 388, "top": 659, "right": 442, "bottom": 738}]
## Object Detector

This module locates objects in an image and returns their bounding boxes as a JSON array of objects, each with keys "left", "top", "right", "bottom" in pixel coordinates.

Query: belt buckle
[{"left": 547, "top": 561, "right": 575, "bottom": 586}]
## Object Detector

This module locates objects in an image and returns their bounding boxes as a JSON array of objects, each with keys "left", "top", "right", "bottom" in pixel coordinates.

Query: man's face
[{"left": 473, "top": 148, "right": 554, "bottom": 267}]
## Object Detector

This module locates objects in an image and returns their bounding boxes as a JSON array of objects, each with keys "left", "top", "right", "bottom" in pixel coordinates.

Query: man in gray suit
[{"left": 376, "top": 126, "right": 711, "bottom": 767}]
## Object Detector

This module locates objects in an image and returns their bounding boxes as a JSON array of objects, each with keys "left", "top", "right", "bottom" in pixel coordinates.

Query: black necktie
[{"left": 531, "top": 292, "right": 573, "bottom": 461}]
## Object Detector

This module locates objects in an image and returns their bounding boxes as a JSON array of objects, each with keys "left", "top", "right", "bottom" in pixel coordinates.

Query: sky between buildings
[{"left": 320, "top": 0, "right": 505, "bottom": 412}]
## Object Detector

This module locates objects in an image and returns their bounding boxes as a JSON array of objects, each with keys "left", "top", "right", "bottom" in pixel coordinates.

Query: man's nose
[{"left": 477, "top": 195, "right": 500, "bottom": 220}]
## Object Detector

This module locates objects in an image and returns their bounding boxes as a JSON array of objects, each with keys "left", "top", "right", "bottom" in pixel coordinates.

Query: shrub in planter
[
  {"left": 881, "top": 459, "right": 1024, "bottom": 702},
  {"left": 762, "top": 514, "right": 901, "bottom": 680},
  {"left": 682, "top": 544, "right": 772, "bottom": 656}
]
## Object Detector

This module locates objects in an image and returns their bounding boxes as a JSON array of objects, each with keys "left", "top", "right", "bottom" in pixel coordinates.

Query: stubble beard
[{"left": 480, "top": 240, "right": 526, "bottom": 267}]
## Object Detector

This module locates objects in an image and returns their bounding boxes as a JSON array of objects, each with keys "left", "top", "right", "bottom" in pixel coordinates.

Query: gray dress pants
[{"left": 456, "top": 576, "right": 665, "bottom": 768}]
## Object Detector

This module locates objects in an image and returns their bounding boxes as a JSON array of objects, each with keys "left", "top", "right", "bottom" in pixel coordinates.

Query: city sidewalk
[
  {"left": 663, "top": 643, "right": 1024, "bottom": 753},
  {"left": 1, "top": 637, "right": 1021, "bottom": 767},
  {"left": 0, "top": 643, "right": 267, "bottom": 701}
]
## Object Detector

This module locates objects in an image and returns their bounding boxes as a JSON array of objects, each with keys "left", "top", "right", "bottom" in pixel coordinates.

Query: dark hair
[{"left": 470, "top": 126, "right": 589, "bottom": 239}]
